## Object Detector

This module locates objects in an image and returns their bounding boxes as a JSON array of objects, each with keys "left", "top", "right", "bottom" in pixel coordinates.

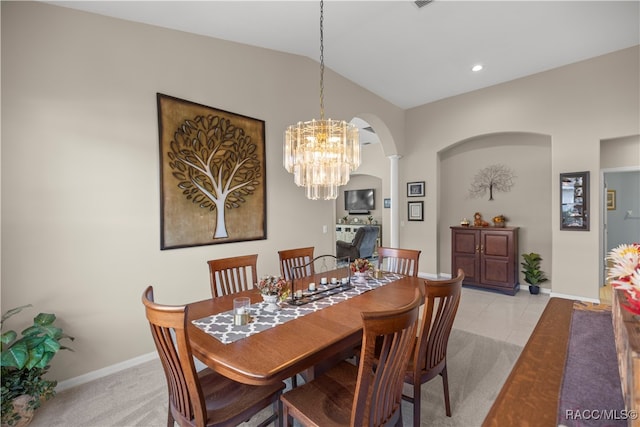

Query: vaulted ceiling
[{"left": 49, "top": 1, "right": 639, "bottom": 111}]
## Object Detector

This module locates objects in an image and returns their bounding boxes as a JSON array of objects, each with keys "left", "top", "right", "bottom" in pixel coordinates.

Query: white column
[{"left": 388, "top": 155, "right": 401, "bottom": 248}]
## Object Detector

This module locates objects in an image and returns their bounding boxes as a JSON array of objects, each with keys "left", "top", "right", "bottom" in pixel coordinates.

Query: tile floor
[{"left": 454, "top": 286, "right": 550, "bottom": 347}]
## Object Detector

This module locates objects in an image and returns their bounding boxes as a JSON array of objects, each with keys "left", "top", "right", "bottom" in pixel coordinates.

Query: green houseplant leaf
[
  {"left": 521, "top": 252, "right": 549, "bottom": 286},
  {"left": 1, "top": 305, "right": 73, "bottom": 426},
  {"left": 1, "top": 340, "right": 29, "bottom": 369}
]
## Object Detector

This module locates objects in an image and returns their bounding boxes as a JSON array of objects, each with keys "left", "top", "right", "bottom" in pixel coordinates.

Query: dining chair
[
  {"left": 278, "top": 247, "right": 316, "bottom": 388},
  {"left": 377, "top": 247, "right": 421, "bottom": 277},
  {"left": 278, "top": 247, "right": 314, "bottom": 281},
  {"left": 280, "top": 286, "right": 423, "bottom": 427},
  {"left": 142, "top": 286, "right": 284, "bottom": 427},
  {"left": 402, "top": 269, "right": 464, "bottom": 426},
  {"left": 207, "top": 254, "right": 258, "bottom": 298}
]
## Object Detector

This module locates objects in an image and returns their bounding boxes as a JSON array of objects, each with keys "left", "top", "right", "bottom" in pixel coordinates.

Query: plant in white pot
[
  {"left": 1, "top": 305, "right": 74, "bottom": 427},
  {"left": 521, "top": 252, "right": 548, "bottom": 295}
]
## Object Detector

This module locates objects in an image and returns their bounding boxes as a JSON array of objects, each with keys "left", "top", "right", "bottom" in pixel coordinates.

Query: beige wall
[
  {"left": 439, "top": 132, "right": 553, "bottom": 289},
  {"left": 0, "top": 2, "right": 404, "bottom": 381},
  {"left": 601, "top": 135, "right": 640, "bottom": 169},
  {"left": 404, "top": 45, "right": 640, "bottom": 300},
  {"left": 2, "top": 2, "right": 639, "bottom": 384}
]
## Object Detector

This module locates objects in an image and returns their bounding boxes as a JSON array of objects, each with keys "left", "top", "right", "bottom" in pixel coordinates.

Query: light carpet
[{"left": 30, "top": 329, "right": 522, "bottom": 427}]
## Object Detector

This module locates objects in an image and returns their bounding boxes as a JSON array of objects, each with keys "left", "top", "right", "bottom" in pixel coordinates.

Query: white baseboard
[
  {"left": 56, "top": 352, "right": 158, "bottom": 392},
  {"left": 550, "top": 291, "right": 599, "bottom": 304},
  {"left": 420, "top": 272, "right": 596, "bottom": 301},
  {"left": 417, "top": 271, "right": 442, "bottom": 280},
  {"left": 534, "top": 286, "right": 552, "bottom": 295},
  {"left": 54, "top": 278, "right": 595, "bottom": 393}
]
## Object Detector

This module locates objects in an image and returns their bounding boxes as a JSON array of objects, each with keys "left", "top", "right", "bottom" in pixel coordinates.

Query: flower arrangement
[
  {"left": 350, "top": 258, "right": 373, "bottom": 274},
  {"left": 607, "top": 243, "right": 640, "bottom": 314},
  {"left": 256, "top": 275, "right": 288, "bottom": 297}
]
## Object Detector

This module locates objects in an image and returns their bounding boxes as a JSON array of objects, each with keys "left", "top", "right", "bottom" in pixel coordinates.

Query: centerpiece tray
[{"left": 286, "top": 282, "right": 355, "bottom": 306}]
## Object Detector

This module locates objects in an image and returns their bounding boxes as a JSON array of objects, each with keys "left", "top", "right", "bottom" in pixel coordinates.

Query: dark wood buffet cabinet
[{"left": 451, "top": 226, "right": 520, "bottom": 295}]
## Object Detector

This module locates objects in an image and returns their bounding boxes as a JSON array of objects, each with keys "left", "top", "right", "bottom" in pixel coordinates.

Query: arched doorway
[
  {"left": 340, "top": 115, "right": 399, "bottom": 249},
  {"left": 438, "top": 132, "right": 553, "bottom": 287}
]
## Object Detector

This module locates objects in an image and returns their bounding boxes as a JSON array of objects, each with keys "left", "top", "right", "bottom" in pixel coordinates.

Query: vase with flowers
[
  {"left": 607, "top": 243, "right": 640, "bottom": 315},
  {"left": 256, "top": 276, "right": 288, "bottom": 312},
  {"left": 350, "top": 258, "right": 373, "bottom": 283}
]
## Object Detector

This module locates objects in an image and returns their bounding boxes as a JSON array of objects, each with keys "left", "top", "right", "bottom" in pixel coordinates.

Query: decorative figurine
[{"left": 473, "top": 212, "right": 490, "bottom": 227}]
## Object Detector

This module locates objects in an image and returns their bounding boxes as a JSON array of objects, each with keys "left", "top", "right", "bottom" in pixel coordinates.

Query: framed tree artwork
[{"left": 157, "top": 93, "right": 266, "bottom": 249}]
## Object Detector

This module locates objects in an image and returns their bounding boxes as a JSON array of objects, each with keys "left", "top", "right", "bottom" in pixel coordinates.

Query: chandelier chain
[
  {"left": 282, "top": 0, "right": 360, "bottom": 200},
  {"left": 319, "top": 0, "right": 325, "bottom": 121}
]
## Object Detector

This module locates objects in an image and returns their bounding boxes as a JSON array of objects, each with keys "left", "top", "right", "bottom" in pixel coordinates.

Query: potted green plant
[
  {"left": 1, "top": 305, "right": 74, "bottom": 427},
  {"left": 521, "top": 252, "right": 548, "bottom": 295}
]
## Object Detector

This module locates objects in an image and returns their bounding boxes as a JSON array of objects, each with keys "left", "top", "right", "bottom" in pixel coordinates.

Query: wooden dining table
[{"left": 186, "top": 270, "right": 421, "bottom": 386}]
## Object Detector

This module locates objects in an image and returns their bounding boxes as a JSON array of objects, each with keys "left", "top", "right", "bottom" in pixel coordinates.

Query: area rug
[
  {"left": 557, "top": 304, "right": 626, "bottom": 426},
  {"left": 29, "top": 329, "right": 521, "bottom": 427},
  {"left": 403, "top": 329, "right": 523, "bottom": 426}
]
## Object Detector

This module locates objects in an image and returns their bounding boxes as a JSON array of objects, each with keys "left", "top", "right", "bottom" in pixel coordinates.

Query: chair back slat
[
  {"left": 352, "top": 286, "right": 423, "bottom": 427},
  {"left": 142, "top": 287, "right": 207, "bottom": 426},
  {"left": 207, "top": 254, "right": 258, "bottom": 298},
  {"left": 415, "top": 269, "right": 463, "bottom": 375},
  {"left": 278, "top": 247, "right": 314, "bottom": 281},
  {"left": 377, "top": 247, "right": 421, "bottom": 277}
]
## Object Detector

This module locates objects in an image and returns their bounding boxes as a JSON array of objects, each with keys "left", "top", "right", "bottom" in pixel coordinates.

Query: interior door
[{"left": 602, "top": 178, "right": 609, "bottom": 287}]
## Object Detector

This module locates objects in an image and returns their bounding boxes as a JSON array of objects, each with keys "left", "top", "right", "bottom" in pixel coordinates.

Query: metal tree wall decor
[
  {"left": 158, "top": 93, "right": 266, "bottom": 249},
  {"left": 468, "top": 164, "right": 516, "bottom": 200}
]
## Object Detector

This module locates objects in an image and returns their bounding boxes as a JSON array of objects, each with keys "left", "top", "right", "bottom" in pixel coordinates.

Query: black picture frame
[
  {"left": 384, "top": 198, "right": 391, "bottom": 209},
  {"left": 560, "top": 171, "right": 589, "bottom": 231},
  {"left": 407, "top": 181, "right": 425, "bottom": 197},
  {"left": 408, "top": 201, "right": 424, "bottom": 221}
]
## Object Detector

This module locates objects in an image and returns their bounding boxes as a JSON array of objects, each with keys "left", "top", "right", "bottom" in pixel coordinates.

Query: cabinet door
[
  {"left": 452, "top": 228, "right": 480, "bottom": 284},
  {"left": 480, "top": 230, "right": 516, "bottom": 287}
]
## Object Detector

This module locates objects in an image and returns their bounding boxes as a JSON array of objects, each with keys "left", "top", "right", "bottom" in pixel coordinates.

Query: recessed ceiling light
[{"left": 472, "top": 64, "right": 483, "bottom": 72}]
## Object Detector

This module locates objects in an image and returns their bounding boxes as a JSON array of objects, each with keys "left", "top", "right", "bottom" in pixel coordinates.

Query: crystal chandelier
[{"left": 284, "top": 0, "right": 360, "bottom": 200}]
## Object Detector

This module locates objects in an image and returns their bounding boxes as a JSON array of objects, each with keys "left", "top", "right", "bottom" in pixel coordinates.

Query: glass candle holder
[{"left": 233, "top": 297, "right": 250, "bottom": 326}]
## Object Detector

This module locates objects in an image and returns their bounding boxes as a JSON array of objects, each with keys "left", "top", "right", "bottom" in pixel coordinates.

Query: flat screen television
[{"left": 344, "top": 189, "right": 375, "bottom": 213}]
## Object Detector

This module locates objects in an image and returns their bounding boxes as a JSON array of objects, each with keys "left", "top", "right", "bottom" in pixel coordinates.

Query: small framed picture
[
  {"left": 384, "top": 198, "right": 391, "bottom": 209},
  {"left": 607, "top": 189, "right": 616, "bottom": 210},
  {"left": 407, "top": 181, "right": 425, "bottom": 197},
  {"left": 408, "top": 201, "right": 424, "bottom": 221}
]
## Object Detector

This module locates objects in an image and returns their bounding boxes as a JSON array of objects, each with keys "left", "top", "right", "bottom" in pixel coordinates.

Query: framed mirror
[{"left": 560, "top": 171, "right": 589, "bottom": 231}]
